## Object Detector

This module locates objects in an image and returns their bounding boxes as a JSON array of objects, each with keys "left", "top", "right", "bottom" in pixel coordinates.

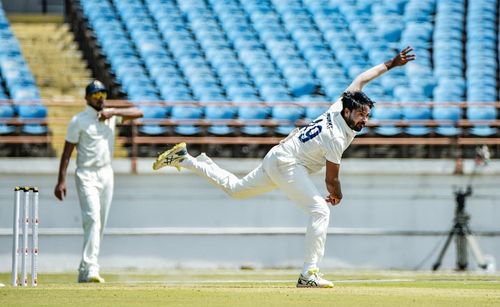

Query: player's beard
[
  {"left": 344, "top": 115, "right": 364, "bottom": 132},
  {"left": 90, "top": 101, "right": 104, "bottom": 111}
]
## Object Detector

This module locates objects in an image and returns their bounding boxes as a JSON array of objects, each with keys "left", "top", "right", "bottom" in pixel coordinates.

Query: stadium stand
[
  {"left": 9, "top": 21, "right": 96, "bottom": 157},
  {"left": 72, "top": 0, "right": 498, "bottom": 136},
  {"left": 0, "top": 10, "right": 41, "bottom": 103},
  {"left": 60, "top": 0, "right": 500, "bottom": 159},
  {"left": 2, "top": 0, "right": 499, "bottom": 159},
  {"left": 0, "top": 2, "right": 50, "bottom": 156},
  {"left": 11, "top": 22, "right": 91, "bottom": 99},
  {"left": 465, "top": 0, "right": 498, "bottom": 136},
  {"left": 431, "top": 0, "right": 464, "bottom": 136}
]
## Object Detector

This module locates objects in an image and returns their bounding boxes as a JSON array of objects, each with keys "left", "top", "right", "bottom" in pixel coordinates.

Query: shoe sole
[
  {"left": 296, "top": 283, "right": 334, "bottom": 288},
  {"left": 152, "top": 142, "right": 186, "bottom": 170},
  {"left": 78, "top": 279, "right": 105, "bottom": 283}
]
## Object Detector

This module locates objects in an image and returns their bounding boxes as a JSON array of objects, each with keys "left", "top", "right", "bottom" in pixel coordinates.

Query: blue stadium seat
[
  {"left": 272, "top": 106, "right": 304, "bottom": 135},
  {"left": 304, "top": 105, "right": 329, "bottom": 121},
  {"left": 171, "top": 105, "right": 204, "bottom": 135},
  {"left": 401, "top": 103, "right": 432, "bottom": 136},
  {"left": 17, "top": 104, "right": 47, "bottom": 135},
  {"left": 0, "top": 103, "right": 15, "bottom": 134},
  {"left": 467, "top": 106, "right": 497, "bottom": 137},
  {"left": 139, "top": 106, "right": 168, "bottom": 135},
  {"left": 432, "top": 106, "right": 462, "bottom": 136},
  {"left": 238, "top": 106, "right": 269, "bottom": 135},
  {"left": 371, "top": 106, "right": 402, "bottom": 136},
  {"left": 205, "top": 105, "right": 237, "bottom": 135}
]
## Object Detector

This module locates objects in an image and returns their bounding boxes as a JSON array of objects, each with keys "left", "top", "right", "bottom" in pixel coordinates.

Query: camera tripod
[{"left": 432, "top": 185, "right": 487, "bottom": 271}]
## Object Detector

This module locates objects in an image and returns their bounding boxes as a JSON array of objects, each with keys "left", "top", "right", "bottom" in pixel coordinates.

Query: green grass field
[{"left": 1, "top": 270, "right": 499, "bottom": 306}]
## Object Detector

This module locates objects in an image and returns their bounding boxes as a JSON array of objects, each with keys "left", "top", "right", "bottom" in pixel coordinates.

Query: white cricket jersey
[
  {"left": 276, "top": 63, "right": 388, "bottom": 173},
  {"left": 279, "top": 110, "right": 357, "bottom": 173},
  {"left": 66, "top": 106, "right": 118, "bottom": 168}
]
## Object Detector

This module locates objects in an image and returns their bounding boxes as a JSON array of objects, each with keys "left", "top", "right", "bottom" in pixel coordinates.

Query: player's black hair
[{"left": 341, "top": 91, "right": 375, "bottom": 111}]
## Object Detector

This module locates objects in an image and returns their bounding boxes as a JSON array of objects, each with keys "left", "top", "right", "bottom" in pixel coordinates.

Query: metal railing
[{"left": 0, "top": 99, "right": 499, "bottom": 172}]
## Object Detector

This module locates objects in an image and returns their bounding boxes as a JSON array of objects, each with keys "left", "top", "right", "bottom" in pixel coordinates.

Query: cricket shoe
[
  {"left": 296, "top": 268, "right": 334, "bottom": 288},
  {"left": 152, "top": 142, "right": 188, "bottom": 171},
  {"left": 78, "top": 273, "right": 105, "bottom": 283}
]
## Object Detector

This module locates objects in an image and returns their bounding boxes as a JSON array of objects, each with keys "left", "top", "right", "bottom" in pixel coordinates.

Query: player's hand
[
  {"left": 392, "top": 46, "right": 415, "bottom": 66},
  {"left": 98, "top": 110, "right": 114, "bottom": 121},
  {"left": 326, "top": 195, "right": 341, "bottom": 206},
  {"left": 54, "top": 182, "right": 66, "bottom": 201}
]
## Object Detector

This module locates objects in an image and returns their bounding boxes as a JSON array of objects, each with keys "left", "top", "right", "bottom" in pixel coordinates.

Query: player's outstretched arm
[
  {"left": 346, "top": 46, "right": 415, "bottom": 92},
  {"left": 98, "top": 107, "right": 144, "bottom": 122}
]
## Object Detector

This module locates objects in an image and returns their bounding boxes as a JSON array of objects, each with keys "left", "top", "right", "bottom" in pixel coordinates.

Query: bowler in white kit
[
  {"left": 154, "top": 48, "right": 415, "bottom": 287},
  {"left": 54, "top": 80, "right": 143, "bottom": 283}
]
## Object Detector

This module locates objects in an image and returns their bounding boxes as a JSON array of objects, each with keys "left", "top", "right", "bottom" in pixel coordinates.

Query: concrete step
[{"left": 10, "top": 22, "right": 92, "bottom": 100}]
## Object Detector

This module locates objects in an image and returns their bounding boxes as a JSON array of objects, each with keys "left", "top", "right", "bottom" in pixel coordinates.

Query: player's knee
[
  {"left": 310, "top": 202, "right": 330, "bottom": 223},
  {"left": 311, "top": 199, "right": 330, "bottom": 216},
  {"left": 82, "top": 213, "right": 100, "bottom": 229},
  {"left": 317, "top": 206, "right": 330, "bottom": 220},
  {"left": 225, "top": 184, "right": 250, "bottom": 199}
]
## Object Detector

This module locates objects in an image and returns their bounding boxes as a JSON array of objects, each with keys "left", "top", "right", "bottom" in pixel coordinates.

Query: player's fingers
[
  {"left": 400, "top": 50, "right": 411, "bottom": 59},
  {"left": 406, "top": 55, "right": 416, "bottom": 61},
  {"left": 326, "top": 197, "right": 338, "bottom": 206},
  {"left": 402, "top": 46, "right": 412, "bottom": 54}
]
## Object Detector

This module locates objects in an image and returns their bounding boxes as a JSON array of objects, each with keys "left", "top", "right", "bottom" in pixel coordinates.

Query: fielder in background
[
  {"left": 54, "top": 80, "right": 143, "bottom": 283},
  {"left": 153, "top": 47, "right": 415, "bottom": 288}
]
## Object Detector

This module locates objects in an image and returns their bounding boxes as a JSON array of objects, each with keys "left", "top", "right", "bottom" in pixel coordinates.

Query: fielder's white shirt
[{"left": 66, "top": 106, "right": 118, "bottom": 168}]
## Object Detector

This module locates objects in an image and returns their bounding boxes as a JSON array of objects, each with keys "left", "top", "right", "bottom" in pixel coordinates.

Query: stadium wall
[{"left": 0, "top": 158, "right": 499, "bottom": 272}]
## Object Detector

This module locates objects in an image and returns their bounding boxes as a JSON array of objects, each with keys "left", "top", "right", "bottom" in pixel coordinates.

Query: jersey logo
[
  {"left": 299, "top": 118, "right": 323, "bottom": 143},
  {"left": 326, "top": 113, "right": 333, "bottom": 129}
]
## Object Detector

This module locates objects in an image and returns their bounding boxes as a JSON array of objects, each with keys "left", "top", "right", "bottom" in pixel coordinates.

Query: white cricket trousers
[
  {"left": 181, "top": 146, "right": 330, "bottom": 265},
  {"left": 75, "top": 165, "right": 114, "bottom": 275}
]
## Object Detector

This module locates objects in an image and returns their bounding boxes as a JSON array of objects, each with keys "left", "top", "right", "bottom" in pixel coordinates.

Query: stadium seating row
[
  {"left": 78, "top": 0, "right": 498, "bottom": 137},
  {"left": 2, "top": 0, "right": 498, "bottom": 139},
  {"left": 0, "top": 2, "right": 47, "bottom": 135}
]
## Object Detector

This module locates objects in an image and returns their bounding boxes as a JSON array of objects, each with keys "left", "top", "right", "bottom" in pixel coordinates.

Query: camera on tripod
[{"left": 432, "top": 146, "right": 491, "bottom": 271}]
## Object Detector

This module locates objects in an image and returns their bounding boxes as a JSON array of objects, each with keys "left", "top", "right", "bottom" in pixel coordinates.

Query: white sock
[{"left": 302, "top": 262, "right": 317, "bottom": 276}]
